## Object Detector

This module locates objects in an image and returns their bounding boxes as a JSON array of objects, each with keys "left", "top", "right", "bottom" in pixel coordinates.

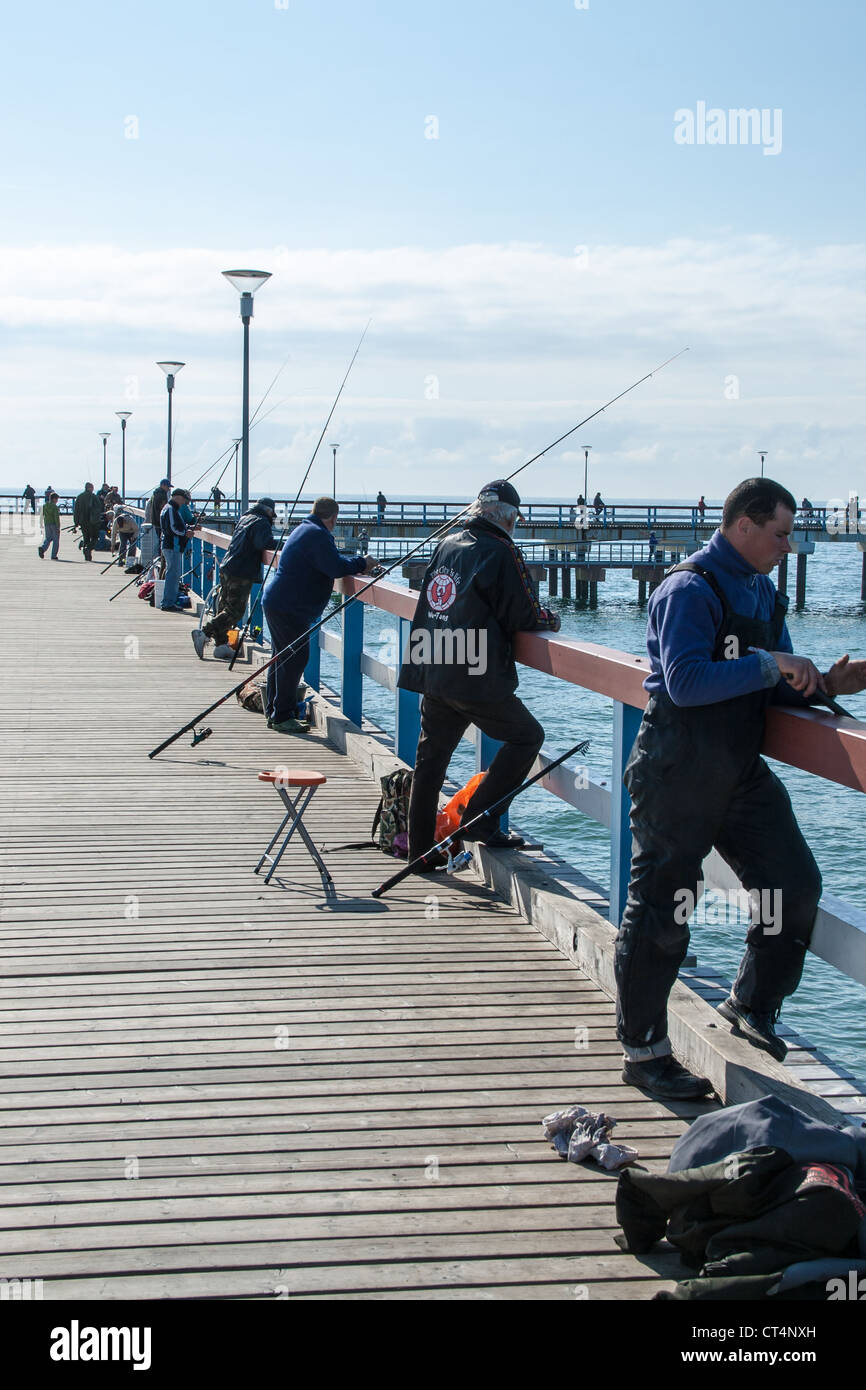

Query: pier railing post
[
  {"left": 395, "top": 616, "right": 421, "bottom": 764},
  {"left": 610, "top": 700, "right": 642, "bottom": 926},
  {"left": 341, "top": 597, "right": 364, "bottom": 726}
]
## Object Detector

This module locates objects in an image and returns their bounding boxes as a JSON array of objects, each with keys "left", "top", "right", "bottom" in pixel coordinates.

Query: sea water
[{"left": 320, "top": 528, "right": 866, "bottom": 1089}]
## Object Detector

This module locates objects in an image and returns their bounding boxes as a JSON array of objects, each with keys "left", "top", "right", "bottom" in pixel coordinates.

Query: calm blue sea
[{"left": 318, "top": 516, "right": 866, "bottom": 1091}]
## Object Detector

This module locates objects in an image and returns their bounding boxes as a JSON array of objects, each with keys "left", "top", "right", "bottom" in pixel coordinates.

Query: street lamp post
[
  {"left": 99, "top": 432, "right": 111, "bottom": 486},
  {"left": 156, "top": 362, "right": 185, "bottom": 484},
  {"left": 331, "top": 443, "right": 339, "bottom": 498},
  {"left": 115, "top": 412, "right": 132, "bottom": 499},
  {"left": 582, "top": 445, "right": 592, "bottom": 505},
  {"left": 758, "top": 450, "right": 768, "bottom": 478},
  {"left": 221, "top": 269, "right": 272, "bottom": 515}
]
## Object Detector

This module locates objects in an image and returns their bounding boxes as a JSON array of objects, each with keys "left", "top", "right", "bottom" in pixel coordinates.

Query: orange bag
[{"left": 439, "top": 772, "right": 487, "bottom": 835}]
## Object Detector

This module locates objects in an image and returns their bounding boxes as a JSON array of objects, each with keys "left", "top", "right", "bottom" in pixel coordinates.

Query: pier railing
[
  {"left": 1, "top": 493, "right": 833, "bottom": 532},
  {"left": 168, "top": 519, "right": 866, "bottom": 995}
]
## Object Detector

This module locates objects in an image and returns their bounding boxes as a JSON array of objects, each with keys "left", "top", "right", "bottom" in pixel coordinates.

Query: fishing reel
[
  {"left": 445, "top": 848, "right": 473, "bottom": 874},
  {"left": 370, "top": 564, "right": 385, "bottom": 578},
  {"left": 191, "top": 726, "right": 213, "bottom": 747}
]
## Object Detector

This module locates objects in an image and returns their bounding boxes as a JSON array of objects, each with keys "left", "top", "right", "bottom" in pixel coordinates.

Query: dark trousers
[
  {"left": 204, "top": 574, "right": 253, "bottom": 644},
  {"left": 615, "top": 752, "right": 821, "bottom": 1052},
  {"left": 79, "top": 523, "right": 100, "bottom": 557},
  {"left": 407, "top": 693, "right": 544, "bottom": 858},
  {"left": 263, "top": 605, "right": 310, "bottom": 724}
]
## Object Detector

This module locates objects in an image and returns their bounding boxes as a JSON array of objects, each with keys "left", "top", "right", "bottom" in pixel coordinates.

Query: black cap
[
  {"left": 257, "top": 497, "right": 276, "bottom": 512},
  {"left": 478, "top": 479, "right": 521, "bottom": 508}
]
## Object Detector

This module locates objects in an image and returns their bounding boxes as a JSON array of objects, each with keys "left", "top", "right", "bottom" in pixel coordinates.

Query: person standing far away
[
  {"left": 261, "top": 496, "right": 377, "bottom": 733},
  {"left": 158, "top": 488, "right": 194, "bottom": 611},
  {"left": 376, "top": 490, "right": 387, "bottom": 526},
  {"left": 192, "top": 497, "right": 276, "bottom": 661},
  {"left": 614, "top": 476, "right": 866, "bottom": 1100},
  {"left": 72, "top": 482, "right": 104, "bottom": 561},
  {"left": 397, "top": 479, "right": 561, "bottom": 867},
  {"left": 593, "top": 490, "right": 604, "bottom": 520},
  {"left": 38, "top": 492, "right": 61, "bottom": 559},
  {"left": 698, "top": 495, "right": 706, "bottom": 520},
  {"left": 22, "top": 484, "right": 36, "bottom": 514},
  {"left": 212, "top": 486, "right": 225, "bottom": 515},
  {"left": 648, "top": 530, "right": 657, "bottom": 560}
]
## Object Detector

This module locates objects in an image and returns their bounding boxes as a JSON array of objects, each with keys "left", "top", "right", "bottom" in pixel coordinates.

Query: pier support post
[
  {"left": 561, "top": 554, "right": 571, "bottom": 599},
  {"left": 796, "top": 551, "right": 808, "bottom": 608},
  {"left": 777, "top": 552, "right": 788, "bottom": 596},
  {"left": 861, "top": 548, "right": 866, "bottom": 602},
  {"left": 548, "top": 548, "right": 558, "bottom": 597},
  {"left": 637, "top": 578, "right": 646, "bottom": 605},
  {"left": 395, "top": 617, "right": 421, "bottom": 763},
  {"left": 610, "top": 701, "right": 642, "bottom": 926},
  {"left": 588, "top": 580, "right": 598, "bottom": 608}
]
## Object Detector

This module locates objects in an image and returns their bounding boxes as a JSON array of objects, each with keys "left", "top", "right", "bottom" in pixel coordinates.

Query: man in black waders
[
  {"left": 398, "top": 480, "right": 560, "bottom": 868},
  {"left": 72, "top": 482, "right": 105, "bottom": 561},
  {"left": 617, "top": 477, "right": 866, "bottom": 1099},
  {"left": 191, "top": 498, "right": 276, "bottom": 660}
]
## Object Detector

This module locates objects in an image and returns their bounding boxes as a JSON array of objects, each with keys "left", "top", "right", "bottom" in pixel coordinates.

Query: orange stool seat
[
  {"left": 258, "top": 770, "right": 327, "bottom": 787},
  {"left": 254, "top": 768, "right": 332, "bottom": 892}
]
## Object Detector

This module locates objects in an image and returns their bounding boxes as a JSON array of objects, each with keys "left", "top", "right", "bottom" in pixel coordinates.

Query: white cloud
[{"left": 0, "top": 237, "right": 863, "bottom": 499}]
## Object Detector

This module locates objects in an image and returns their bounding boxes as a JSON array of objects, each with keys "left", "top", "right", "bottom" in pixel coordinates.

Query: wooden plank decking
[{"left": 0, "top": 525, "right": 703, "bottom": 1299}]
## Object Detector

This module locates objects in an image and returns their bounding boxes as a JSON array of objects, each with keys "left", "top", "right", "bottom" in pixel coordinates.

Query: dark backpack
[{"left": 329, "top": 769, "right": 414, "bottom": 858}]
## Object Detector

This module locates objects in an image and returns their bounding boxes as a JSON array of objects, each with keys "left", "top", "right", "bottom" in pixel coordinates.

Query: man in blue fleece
[
  {"left": 262, "top": 497, "right": 377, "bottom": 733},
  {"left": 616, "top": 477, "right": 866, "bottom": 1099}
]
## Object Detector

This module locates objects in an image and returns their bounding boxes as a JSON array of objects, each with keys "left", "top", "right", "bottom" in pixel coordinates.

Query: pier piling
[{"left": 796, "top": 551, "right": 808, "bottom": 608}]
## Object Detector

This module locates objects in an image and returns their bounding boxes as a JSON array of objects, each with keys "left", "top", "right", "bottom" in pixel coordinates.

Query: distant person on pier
[
  {"left": 158, "top": 488, "right": 194, "bottom": 611},
  {"left": 261, "top": 497, "right": 377, "bottom": 732},
  {"left": 72, "top": 482, "right": 104, "bottom": 561},
  {"left": 38, "top": 492, "right": 61, "bottom": 559},
  {"left": 800, "top": 496, "right": 814, "bottom": 518},
  {"left": 593, "top": 491, "right": 604, "bottom": 520},
  {"left": 192, "top": 497, "right": 277, "bottom": 660},
  {"left": 376, "top": 490, "right": 387, "bottom": 526},
  {"left": 398, "top": 479, "right": 560, "bottom": 864},
  {"left": 22, "top": 484, "right": 36, "bottom": 514},
  {"left": 213, "top": 486, "right": 225, "bottom": 515},
  {"left": 697, "top": 495, "right": 706, "bottom": 520},
  {"left": 648, "top": 530, "right": 657, "bottom": 559},
  {"left": 615, "top": 476, "right": 866, "bottom": 1100},
  {"left": 146, "top": 478, "right": 170, "bottom": 532},
  {"left": 43, "top": 484, "right": 52, "bottom": 505}
]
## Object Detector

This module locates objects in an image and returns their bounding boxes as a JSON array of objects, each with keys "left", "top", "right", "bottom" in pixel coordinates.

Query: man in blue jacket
[
  {"left": 616, "top": 477, "right": 866, "bottom": 1099},
  {"left": 262, "top": 497, "right": 377, "bottom": 732}
]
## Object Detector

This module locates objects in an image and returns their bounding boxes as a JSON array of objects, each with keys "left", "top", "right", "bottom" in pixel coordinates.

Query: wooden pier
[{"left": 0, "top": 525, "right": 703, "bottom": 1300}]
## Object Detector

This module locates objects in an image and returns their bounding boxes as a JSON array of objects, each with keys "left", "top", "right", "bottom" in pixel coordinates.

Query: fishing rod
[
  {"left": 148, "top": 348, "right": 689, "bottom": 758},
  {"left": 372, "top": 739, "right": 591, "bottom": 897},
  {"left": 227, "top": 321, "right": 371, "bottom": 672}
]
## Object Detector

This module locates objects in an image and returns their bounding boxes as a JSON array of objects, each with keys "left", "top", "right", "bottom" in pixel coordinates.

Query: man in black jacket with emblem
[
  {"left": 192, "top": 498, "right": 277, "bottom": 659},
  {"left": 398, "top": 479, "right": 560, "bottom": 864}
]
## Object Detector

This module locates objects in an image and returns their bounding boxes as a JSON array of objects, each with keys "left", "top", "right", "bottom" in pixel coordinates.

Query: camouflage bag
[{"left": 373, "top": 769, "right": 413, "bottom": 858}]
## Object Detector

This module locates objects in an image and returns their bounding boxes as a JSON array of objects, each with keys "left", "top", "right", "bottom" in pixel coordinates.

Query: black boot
[
  {"left": 622, "top": 1054, "right": 714, "bottom": 1099},
  {"left": 717, "top": 996, "right": 787, "bottom": 1061}
]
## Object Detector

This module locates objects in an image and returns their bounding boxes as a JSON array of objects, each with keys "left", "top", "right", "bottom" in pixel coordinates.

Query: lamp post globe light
[
  {"left": 221, "top": 270, "right": 272, "bottom": 514},
  {"left": 156, "top": 362, "right": 185, "bottom": 485},
  {"left": 758, "top": 450, "right": 768, "bottom": 478},
  {"left": 99, "top": 432, "right": 111, "bottom": 486},
  {"left": 115, "top": 412, "right": 132, "bottom": 499}
]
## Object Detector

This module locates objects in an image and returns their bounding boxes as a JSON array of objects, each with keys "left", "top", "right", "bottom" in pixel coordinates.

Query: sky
[{"left": 1, "top": 0, "right": 864, "bottom": 502}]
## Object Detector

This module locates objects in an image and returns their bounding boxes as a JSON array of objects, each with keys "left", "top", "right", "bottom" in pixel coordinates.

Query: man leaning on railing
[{"left": 615, "top": 476, "right": 866, "bottom": 1100}]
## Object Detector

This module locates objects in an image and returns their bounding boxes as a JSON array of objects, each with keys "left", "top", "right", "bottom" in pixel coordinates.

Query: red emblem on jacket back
[{"left": 427, "top": 570, "right": 457, "bottom": 613}]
